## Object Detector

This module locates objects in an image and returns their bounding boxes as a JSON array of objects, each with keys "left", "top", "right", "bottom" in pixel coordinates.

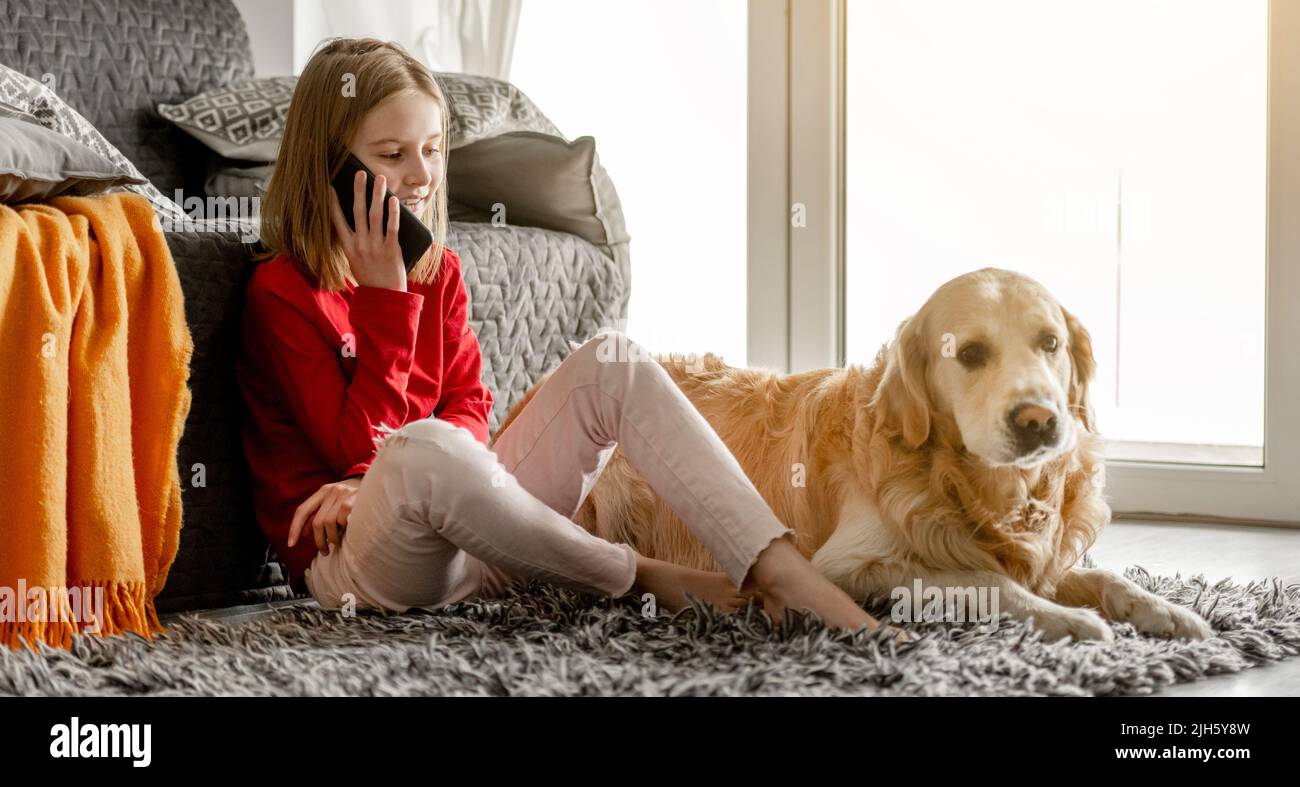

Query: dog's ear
[
  {"left": 1061, "top": 305, "right": 1097, "bottom": 433},
  {"left": 872, "top": 315, "right": 932, "bottom": 449}
]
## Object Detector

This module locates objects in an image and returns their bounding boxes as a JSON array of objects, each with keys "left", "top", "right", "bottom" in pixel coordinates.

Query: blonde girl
[{"left": 237, "top": 37, "right": 882, "bottom": 633}]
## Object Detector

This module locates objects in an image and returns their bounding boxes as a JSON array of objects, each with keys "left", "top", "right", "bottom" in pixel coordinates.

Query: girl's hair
[{"left": 256, "top": 37, "right": 450, "bottom": 290}]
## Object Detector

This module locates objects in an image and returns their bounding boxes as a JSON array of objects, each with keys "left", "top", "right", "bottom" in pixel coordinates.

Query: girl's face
[{"left": 349, "top": 90, "right": 444, "bottom": 217}]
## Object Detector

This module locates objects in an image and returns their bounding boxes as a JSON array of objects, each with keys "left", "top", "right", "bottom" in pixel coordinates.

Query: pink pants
[{"left": 304, "top": 330, "right": 795, "bottom": 613}]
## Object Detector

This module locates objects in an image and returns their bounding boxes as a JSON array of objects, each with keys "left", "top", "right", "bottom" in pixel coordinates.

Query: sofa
[{"left": 0, "top": 0, "right": 631, "bottom": 612}]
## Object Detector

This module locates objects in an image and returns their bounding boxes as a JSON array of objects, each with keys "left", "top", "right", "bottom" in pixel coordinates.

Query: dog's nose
[{"left": 1007, "top": 402, "right": 1059, "bottom": 454}]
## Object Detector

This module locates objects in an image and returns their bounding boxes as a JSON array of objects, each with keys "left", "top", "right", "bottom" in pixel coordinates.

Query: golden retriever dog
[{"left": 496, "top": 268, "right": 1213, "bottom": 642}]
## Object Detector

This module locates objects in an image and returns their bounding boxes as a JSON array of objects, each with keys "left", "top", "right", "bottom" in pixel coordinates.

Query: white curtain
[{"left": 305, "top": 0, "right": 523, "bottom": 79}]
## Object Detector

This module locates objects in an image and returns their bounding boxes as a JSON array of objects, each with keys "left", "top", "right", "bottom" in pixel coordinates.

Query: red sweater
[{"left": 236, "top": 248, "right": 494, "bottom": 592}]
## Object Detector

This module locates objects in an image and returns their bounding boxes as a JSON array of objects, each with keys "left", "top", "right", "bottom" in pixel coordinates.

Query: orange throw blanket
[{"left": 0, "top": 192, "right": 193, "bottom": 652}]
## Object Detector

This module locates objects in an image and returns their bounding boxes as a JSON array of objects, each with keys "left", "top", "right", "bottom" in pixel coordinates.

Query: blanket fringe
[{"left": 1, "top": 579, "right": 165, "bottom": 653}]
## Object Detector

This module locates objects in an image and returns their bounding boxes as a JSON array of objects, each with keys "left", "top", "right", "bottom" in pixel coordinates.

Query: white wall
[
  {"left": 293, "top": 0, "right": 333, "bottom": 74},
  {"left": 231, "top": 0, "right": 296, "bottom": 76}
]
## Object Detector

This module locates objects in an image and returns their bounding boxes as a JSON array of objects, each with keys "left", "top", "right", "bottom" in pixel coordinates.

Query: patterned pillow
[
  {"left": 437, "top": 73, "right": 563, "bottom": 149},
  {"left": 0, "top": 65, "right": 186, "bottom": 223},
  {"left": 159, "top": 72, "right": 563, "bottom": 164},
  {"left": 157, "top": 76, "right": 295, "bottom": 162}
]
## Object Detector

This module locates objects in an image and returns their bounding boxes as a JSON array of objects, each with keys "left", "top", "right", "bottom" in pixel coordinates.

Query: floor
[
  {"left": 162, "top": 519, "right": 1300, "bottom": 696},
  {"left": 1085, "top": 519, "right": 1300, "bottom": 696}
]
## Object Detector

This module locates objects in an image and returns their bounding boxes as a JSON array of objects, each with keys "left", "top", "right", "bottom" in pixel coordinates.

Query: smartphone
[{"left": 331, "top": 152, "right": 434, "bottom": 273}]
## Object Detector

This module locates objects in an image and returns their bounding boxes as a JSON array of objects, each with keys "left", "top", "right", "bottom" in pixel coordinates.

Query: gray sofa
[{"left": 0, "top": 0, "right": 630, "bottom": 612}]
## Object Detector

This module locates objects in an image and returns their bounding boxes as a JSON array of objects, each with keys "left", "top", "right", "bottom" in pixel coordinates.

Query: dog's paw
[
  {"left": 1030, "top": 606, "right": 1115, "bottom": 643},
  {"left": 1112, "top": 591, "right": 1215, "bottom": 640}
]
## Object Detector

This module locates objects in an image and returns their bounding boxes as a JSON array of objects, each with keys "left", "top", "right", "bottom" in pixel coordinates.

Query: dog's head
[{"left": 871, "top": 268, "right": 1097, "bottom": 468}]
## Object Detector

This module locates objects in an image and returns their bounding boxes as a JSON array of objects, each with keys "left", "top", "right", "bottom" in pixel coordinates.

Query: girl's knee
[
  {"left": 375, "top": 417, "right": 496, "bottom": 487},
  {"left": 389, "top": 416, "right": 473, "bottom": 446},
  {"left": 572, "top": 329, "right": 654, "bottom": 367}
]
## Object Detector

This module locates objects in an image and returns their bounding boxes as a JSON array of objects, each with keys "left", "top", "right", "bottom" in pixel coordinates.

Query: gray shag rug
[{"left": 2, "top": 563, "right": 1297, "bottom": 696}]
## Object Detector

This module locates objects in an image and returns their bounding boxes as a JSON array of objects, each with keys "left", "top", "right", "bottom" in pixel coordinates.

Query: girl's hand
[
  {"left": 328, "top": 169, "right": 406, "bottom": 292},
  {"left": 289, "top": 476, "right": 364, "bottom": 556}
]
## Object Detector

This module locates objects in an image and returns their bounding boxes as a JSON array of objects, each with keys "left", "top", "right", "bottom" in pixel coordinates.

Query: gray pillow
[
  {"left": 205, "top": 161, "right": 274, "bottom": 199},
  {"left": 0, "top": 102, "right": 41, "bottom": 125},
  {"left": 0, "top": 116, "right": 145, "bottom": 202},
  {"left": 0, "top": 65, "right": 185, "bottom": 222},
  {"left": 446, "top": 131, "right": 629, "bottom": 249},
  {"left": 447, "top": 130, "right": 632, "bottom": 319}
]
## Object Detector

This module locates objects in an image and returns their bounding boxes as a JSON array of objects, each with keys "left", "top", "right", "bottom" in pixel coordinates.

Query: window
[
  {"left": 512, "top": 0, "right": 749, "bottom": 363},
  {"left": 844, "top": 0, "right": 1268, "bottom": 466}
]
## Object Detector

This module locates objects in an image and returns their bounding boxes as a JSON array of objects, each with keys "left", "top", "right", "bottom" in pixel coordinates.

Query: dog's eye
[
  {"left": 958, "top": 343, "right": 987, "bottom": 367},
  {"left": 1041, "top": 335, "right": 1060, "bottom": 353}
]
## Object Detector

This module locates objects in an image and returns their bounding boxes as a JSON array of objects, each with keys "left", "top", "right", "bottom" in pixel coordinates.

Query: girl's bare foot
[
  {"left": 746, "top": 535, "right": 887, "bottom": 634},
  {"left": 632, "top": 555, "right": 759, "bottom": 614}
]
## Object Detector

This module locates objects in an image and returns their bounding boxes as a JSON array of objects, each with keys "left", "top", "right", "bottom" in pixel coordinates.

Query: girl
[{"left": 237, "top": 37, "right": 882, "bottom": 633}]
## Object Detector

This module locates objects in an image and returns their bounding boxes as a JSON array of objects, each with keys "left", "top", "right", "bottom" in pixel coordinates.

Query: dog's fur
[{"left": 495, "top": 268, "right": 1212, "bottom": 641}]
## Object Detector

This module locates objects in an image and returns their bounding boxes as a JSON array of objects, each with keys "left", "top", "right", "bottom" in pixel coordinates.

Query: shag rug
[{"left": 2, "top": 563, "right": 1297, "bottom": 696}]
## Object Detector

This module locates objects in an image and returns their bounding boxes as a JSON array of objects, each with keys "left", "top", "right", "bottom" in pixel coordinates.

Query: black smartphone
[{"left": 331, "top": 152, "right": 434, "bottom": 273}]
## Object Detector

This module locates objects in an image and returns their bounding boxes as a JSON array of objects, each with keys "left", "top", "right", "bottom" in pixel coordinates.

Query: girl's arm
[
  {"left": 431, "top": 249, "right": 494, "bottom": 443},
  {"left": 243, "top": 272, "right": 425, "bottom": 478}
]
